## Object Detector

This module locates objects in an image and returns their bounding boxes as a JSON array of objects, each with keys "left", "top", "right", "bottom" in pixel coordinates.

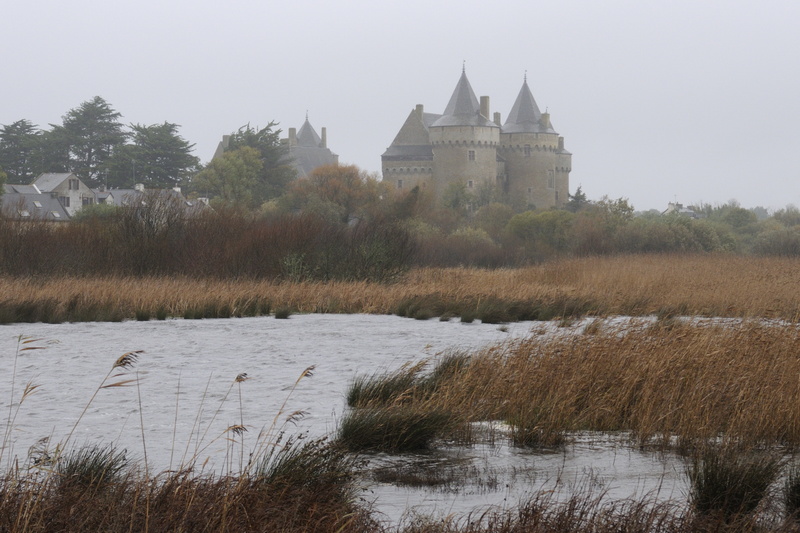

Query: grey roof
[
  {"left": 431, "top": 70, "right": 498, "bottom": 128},
  {"left": 381, "top": 145, "right": 434, "bottom": 161},
  {"left": 422, "top": 112, "right": 442, "bottom": 128},
  {"left": 32, "top": 172, "right": 74, "bottom": 192},
  {"left": 502, "top": 79, "right": 557, "bottom": 134},
  {"left": 101, "top": 187, "right": 208, "bottom": 215},
  {"left": 289, "top": 145, "right": 338, "bottom": 178},
  {"left": 296, "top": 118, "right": 323, "bottom": 147},
  {"left": 5, "top": 183, "right": 41, "bottom": 194},
  {"left": 1, "top": 185, "right": 70, "bottom": 221}
]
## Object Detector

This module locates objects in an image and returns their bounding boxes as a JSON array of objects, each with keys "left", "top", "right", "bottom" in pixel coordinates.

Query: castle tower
[
  {"left": 285, "top": 115, "right": 339, "bottom": 178},
  {"left": 428, "top": 69, "right": 500, "bottom": 199},
  {"left": 499, "top": 77, "right": 570, "bottom": 208}
]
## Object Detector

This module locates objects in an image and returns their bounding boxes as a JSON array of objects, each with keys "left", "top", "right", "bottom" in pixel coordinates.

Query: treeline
[
  {"left": 4, "top": 162, "right": 800, "bottom": 279},
  {"left": 0, "top": 199, "right": 411, "bottom": 282},
  {"left": 0, "top": 97, "right": 199, "bottom": 189}
]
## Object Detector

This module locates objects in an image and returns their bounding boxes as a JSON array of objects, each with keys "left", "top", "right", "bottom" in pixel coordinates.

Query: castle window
[
  {"left": 548, "top": 170, "right": 555, "bottom": 189},
  {"left": 468, "top": 150, "right": 475, "bottom": 161},
  {"left": 397, "top": 179, "right": 403, "bottom": 189},
  {"left": 555, "top": 191, "right": 559, "bottom": 203},
  {"left": 467, "top": 180, "right": 474, "bottom": 189},
  {"left": 527, "top": 187, "right": 533, "bottom": 196},
  {"left": 524, "top": 144, "right": 531, "bottom": 157}
]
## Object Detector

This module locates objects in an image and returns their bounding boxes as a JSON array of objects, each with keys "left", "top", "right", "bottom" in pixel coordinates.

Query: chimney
[
  {"left": 288, "top": 128, "right": 297, "bottom": 147},
  {"left": 541, "top": 112, "right": 551, "bottom": 130},
  {"left": 415, "top": 104, "right": 424, "bottom": 119},
  {"left": 480, "top": 96, "right": 490, "bottom": 119},
  {"left": 321, "top": 127, "right": 327, "bottom": 148},
  {"left": 493, "top": 112, "right": 502, "bottom": 126}
]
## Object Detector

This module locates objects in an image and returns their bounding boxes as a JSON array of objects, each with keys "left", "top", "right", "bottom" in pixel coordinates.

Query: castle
[
  {"left": 381, "top": 68, "right": 571, "bottom": 209},
  {"left": 213, "top": 116, "right": 338, "bottom": 179},
  {"left": 282, "top": 116, "right": 338, "bottom": 178}
]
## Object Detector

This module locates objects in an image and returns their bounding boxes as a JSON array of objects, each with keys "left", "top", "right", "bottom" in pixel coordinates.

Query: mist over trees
[{"left": 5, "top": 97, "right": 800, "bottom": 276}]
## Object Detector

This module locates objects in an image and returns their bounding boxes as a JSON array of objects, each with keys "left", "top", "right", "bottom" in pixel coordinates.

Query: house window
[
  {"left": 467, "top": 180, "right": 474, "bottom": 189},
  {"left": 19, "top": 210, "right": 30, "bottom": 217},
  {"left": 52, "top": 212, "right": 61, "bottom": 219},
  {"left": 468, "top": 150, "right": 475, "bottom": 161},
  {"left": 33, "top": 201, "right": 42, "bottom": 208},
  {"left": 59, "top": 196, "right": 70, "bottom": 207},
  {"left": 69, "top": 179, "right": 79, "bottom": 190},
  {"left": 524, "top": 144, "right": 531, "bottom": 157},
  {"left": 397, "top": 179, "right": 403, "bottom": 189},
  {"left": 82, "top": 197, "right": 94, "bottom": 206}
]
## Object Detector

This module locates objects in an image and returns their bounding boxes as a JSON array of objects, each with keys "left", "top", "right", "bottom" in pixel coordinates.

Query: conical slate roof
[
  {"left": 431, "top": 69, "right": 497, "bottom": 128},
  {"left": 502, "top": 78, "right": 557, "bottom": 134},
  {"left": 296, "top": 117, "right": 323, "bottom": 147}
]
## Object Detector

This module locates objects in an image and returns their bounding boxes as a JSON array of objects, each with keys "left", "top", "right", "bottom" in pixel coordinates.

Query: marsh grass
[
  {"left": 56, "top": 444, "right": 129, "bottom": 493},
  {"left": 341, "top": 354, "right": 472, "bottom": 452},
  {"left": 784, "top": 463, "right": 800, "bottom": 520},
  {"left": 3, "top": 255, "right": 800, "bottom": 324},
  {"left": 688, "top": 444, "right": 782, "bottom": 524},
  {"left": 273, "top": 306, "right": 292, "bottom": 319},
  {"left": 0, "top": 349, "right": 373, "bottom": 532},
  {"left": 337, "top": 407, "right": 456, "bottom": 453}
]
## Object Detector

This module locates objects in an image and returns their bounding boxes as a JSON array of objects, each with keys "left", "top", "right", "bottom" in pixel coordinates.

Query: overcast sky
[{"left": 3, "top": 0, "right": 799, "bottom": 211}]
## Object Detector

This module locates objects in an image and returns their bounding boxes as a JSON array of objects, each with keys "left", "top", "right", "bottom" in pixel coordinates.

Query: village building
[
  {"left": 1, "top": 183, "right": 70, "bottom": 221},
  {"left": 31, "top": 172, "right": 96, "bottom": 217},
  {"left": 381, "top": 68, "right": 572, "bottom": 209}
]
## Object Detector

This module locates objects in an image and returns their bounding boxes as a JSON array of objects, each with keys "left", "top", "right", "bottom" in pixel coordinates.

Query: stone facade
[{"left": 382, "top": 69, "right": 571, "bottom": 209}]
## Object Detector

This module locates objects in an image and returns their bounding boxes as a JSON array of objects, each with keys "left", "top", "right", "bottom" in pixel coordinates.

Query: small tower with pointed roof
[
  {"left": 428, "top": 68, "right": 500, "bottom": 198},
  {"left": 284, "top": 115, "right": 339, "bottom": 178},
  {"left": 499, "top": 75, "right": 571, "bottom": 208}
]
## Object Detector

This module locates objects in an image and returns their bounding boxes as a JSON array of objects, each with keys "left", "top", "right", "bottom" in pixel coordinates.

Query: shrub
[
  {"left": 337, "top": 407, "right": 456, "bottom": 452},
  {"left": 274, "top": 306, "right": 292, "bottom": 319},
  {"left": 56, "top": 444, "right": 129, "bottom": 493},
  {"left": 346, "top": 363, "right": 423, "bottom": 408},
  {"left": 688, "top": 444, "right": 781, "bottom": 523}
]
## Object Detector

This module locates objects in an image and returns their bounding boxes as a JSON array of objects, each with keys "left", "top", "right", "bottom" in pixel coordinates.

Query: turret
[{"left": 429, "top": 69, "right": 500, "bottom": 198}]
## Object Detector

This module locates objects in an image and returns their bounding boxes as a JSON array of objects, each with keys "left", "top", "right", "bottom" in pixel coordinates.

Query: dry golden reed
[
  {"left": 419, "top": 319, "right": 800, "bottom": 448},
  {"left": 1, "top": 254, "right": 800, "bottom": 323}
]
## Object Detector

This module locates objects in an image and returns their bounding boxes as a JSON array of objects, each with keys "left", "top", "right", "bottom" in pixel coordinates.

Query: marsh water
[{"left": 0, "top": 314, "right": 686, "bottom": 524}]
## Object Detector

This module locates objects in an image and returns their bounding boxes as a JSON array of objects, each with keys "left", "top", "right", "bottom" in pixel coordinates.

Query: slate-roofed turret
[
  {"left": 431, "top": 68, "right": 498, "bottom": 128},
  {"left": 502, "top": 77, "right": 557, "bottom": 134}
]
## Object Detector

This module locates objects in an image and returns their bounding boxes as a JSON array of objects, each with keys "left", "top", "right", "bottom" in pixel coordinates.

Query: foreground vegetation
[
  {"left": 2, "top": 254, "right": 800, "bottom": 324},
  {"left": 7, "top": 321, "right": 800, "bottom": 530}
]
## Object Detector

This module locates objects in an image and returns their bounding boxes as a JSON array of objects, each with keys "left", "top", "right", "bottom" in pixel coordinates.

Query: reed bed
[
  {"left": 368, "top": 320, "right": 800, "bottom": 449},
  {"left": 2, "top": 254, "right": 800, "bottom": 324}
]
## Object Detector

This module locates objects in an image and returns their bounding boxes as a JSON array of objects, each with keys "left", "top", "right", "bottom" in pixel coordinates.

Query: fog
[{"left": 2, "top": 0, "right": 799, "bottom": 210}]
